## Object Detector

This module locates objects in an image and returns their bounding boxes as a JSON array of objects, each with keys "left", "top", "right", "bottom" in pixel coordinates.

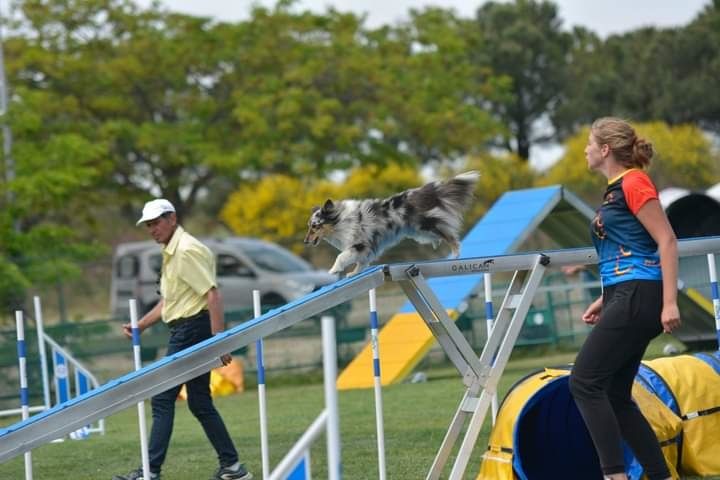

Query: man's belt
[{"left": 167, "top": 310, "right": 208, "bottom": 329}]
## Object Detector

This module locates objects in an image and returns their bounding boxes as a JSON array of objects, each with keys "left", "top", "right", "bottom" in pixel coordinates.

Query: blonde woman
[{"left": 568, "top": 118, "right": 680, "bottom": 480}]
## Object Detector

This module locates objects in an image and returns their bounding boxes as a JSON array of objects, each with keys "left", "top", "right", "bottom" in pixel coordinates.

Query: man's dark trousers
[{"left": 147, "top": 311, "right": 239, "bottom": 473}]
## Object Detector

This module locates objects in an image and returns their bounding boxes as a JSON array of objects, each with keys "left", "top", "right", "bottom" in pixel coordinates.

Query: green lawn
[{"left": 0, "top": 344, "right": 717, "bottom": 479}]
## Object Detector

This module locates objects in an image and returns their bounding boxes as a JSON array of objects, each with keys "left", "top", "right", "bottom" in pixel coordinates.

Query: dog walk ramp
[
  {"left": 337, "top": 185, "right": 595, "bottom": 390},
  {"left": 0, "top": 267, "right": 385, "bottom": 463}
]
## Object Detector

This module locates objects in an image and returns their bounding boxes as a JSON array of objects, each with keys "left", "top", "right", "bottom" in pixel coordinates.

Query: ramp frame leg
[{"left": 399, "top": 254, "right": 548, "bottom": 479}]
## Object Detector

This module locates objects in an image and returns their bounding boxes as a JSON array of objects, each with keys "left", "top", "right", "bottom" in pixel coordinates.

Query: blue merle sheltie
[{"left": 304, "top": 171, "right": 479, "bottom": 275}]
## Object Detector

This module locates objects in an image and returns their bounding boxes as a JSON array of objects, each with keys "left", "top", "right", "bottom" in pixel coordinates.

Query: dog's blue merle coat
[{"left": 305, "top": 171, "right": 479, "bottom": 275}]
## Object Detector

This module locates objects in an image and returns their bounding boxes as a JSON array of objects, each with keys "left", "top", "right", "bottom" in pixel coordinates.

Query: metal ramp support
[{"left": 392, "top": 254, "right": 549, "bottom": 479}]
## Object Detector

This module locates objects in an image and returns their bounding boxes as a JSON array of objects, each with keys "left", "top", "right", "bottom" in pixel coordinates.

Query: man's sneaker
[
  {"left": 211, "top": 463, "right": 253, "bottom": 480},
  {"left": 112, "top": 468, "right": 160, "bottom": 480}
]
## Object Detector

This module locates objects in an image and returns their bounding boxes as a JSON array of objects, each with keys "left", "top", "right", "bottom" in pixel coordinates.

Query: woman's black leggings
[{"left": 568, "top": 280, "right": 671, "bottom": 480}]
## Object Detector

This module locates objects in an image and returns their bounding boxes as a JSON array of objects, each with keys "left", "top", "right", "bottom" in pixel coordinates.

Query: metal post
[
  {"left": 32, "top": 296, "right": 51, "bottom": 411},
  {"left": 368, "top": 289, "right": 387, "bottom": 480},
  {"left": 16, "top": 311, "right": 33, "bottom": 480},
  {"left": 129, "top": 299, "right": 151, "bottom": 479},
  {"left": 483, "top": 273, "right": 498, "bottom": 423},
  {"left": 322, "top": 315, "right": 341, "bottom": 480},
  {"left": 253, "top": 290, "right": 270, "bottom": 479},
  {"left": 707, "top": 253, "right": 720, "bottom": 350}
]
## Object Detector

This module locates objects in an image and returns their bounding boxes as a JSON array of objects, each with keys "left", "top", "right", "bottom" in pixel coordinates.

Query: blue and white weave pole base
[
  {"left": 16, "top": 311, "right": 33, "bottom": 480},
  {"left": 253, "top": 290, "right": 271, "bottom": 479},
  {"left": 129, "top": 299, "right": 151, "bottom": 479}
]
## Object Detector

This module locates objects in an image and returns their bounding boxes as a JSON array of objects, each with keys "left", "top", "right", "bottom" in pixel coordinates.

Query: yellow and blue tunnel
[{"left": 478, "top": 352, "right": 720, "bottom": 479}]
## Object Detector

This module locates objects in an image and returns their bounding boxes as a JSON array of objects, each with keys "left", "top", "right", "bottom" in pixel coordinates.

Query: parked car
[{"left": 110, "top": 237, "right": 338, "bottom": 318}]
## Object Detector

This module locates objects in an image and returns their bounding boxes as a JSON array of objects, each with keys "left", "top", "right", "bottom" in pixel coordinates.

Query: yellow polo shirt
[{"left": 160, "top": 226, "right": 217, "bottom": 323}]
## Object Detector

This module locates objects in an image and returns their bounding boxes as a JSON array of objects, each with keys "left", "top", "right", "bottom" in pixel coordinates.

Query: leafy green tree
[
  {"left": 5, "top": 0, "right": 240, "bottom": 220},
  {"left": 471, "top": 0, "right": 572, "bottom": 160},
  {"left": 552, "top": 26, "right": 616, "bottom": 137},
  {"left": 556, "top": 1, "right": 720, "bottom": 136},
  {"left": 667, "top": 0, "right": 720, "bottom": 133},
  {"left": 0, "top": 121, "right": 107, "bottom": 313},
  {"left": 226, "top": 4, "right": 504, "bottom": 174},
  {"left": 365, "top": 8, "right": 505, "bottom": 166}
]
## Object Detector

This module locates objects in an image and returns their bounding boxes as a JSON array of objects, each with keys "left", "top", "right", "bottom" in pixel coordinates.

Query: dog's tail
[{"left": 438, "top": 170, "right": 480, "bottom": 213}]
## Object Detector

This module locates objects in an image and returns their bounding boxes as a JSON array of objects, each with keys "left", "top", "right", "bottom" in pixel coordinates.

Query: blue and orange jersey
[{"left": 591, "top": 169, "right": 662, "bottom": 287}]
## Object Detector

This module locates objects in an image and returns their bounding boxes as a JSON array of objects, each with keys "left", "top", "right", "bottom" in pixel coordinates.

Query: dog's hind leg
[
  {"left": 329, "top": 249, "right": 359, "bottom": 275},
  {"left": 449, "top": 238, "right": 461, "bottom": 258},
  {"left": 428, "top": 223, "right": 460, "bottom": 258}
]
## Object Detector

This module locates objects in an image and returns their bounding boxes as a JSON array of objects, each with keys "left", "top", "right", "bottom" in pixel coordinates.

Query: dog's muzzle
[{"left": 304, "top": 231, "right": 320, "bottom": 246}]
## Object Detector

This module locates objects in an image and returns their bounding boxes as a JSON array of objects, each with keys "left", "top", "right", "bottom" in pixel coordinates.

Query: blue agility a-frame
[{"left": 399, "top": 184, "right": 596, "bottom": 313}]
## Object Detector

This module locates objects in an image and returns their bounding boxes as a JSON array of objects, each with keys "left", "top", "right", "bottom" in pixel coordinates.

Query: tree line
[{"left": 0, "top": 0, "right": 718, "bottom": 309}]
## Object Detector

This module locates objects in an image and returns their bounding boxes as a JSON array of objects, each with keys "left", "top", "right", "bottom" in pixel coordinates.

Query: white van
[{"left": 110, "top": 237, "right": 338, "bottom": 318}]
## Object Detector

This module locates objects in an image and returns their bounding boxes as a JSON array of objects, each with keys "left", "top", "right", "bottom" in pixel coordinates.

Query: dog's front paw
[{"left": 329, "top": 266, "right": 343, "bottom": 275}]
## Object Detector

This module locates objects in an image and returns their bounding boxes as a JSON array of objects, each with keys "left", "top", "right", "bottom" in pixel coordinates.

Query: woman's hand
[
  {"left": 582, "top": 297, "right": 603, "bottom": 325},
  {"left": 661, "top": 303, "right": 681, "bottom": 333}
]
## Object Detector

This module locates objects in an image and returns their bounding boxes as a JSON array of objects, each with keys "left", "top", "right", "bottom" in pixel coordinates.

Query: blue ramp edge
[
  {"left": 399, "top": 185, "right": 563, "bottom": 313},
  {"left": 0, "top": 266, "right": 385, "bottom": 438}
]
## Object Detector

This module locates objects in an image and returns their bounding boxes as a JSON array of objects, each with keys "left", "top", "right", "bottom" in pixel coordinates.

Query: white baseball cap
[{"left": 136, "top": 199, "right": 176, "bottom": 225}]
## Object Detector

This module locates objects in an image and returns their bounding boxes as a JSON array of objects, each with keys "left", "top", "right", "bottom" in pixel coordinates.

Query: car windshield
[{"left": 243, "top": 244, "right": 312, "bottom": 273}]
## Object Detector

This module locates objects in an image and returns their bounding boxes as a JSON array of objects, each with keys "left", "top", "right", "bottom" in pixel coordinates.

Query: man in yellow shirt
[{"left": 113, "top": 199, "right": 252, "bottom": 480}]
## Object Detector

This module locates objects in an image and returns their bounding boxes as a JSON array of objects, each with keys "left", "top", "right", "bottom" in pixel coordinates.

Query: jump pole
[
  {"left": 129, "top": 299, "right": 151, "bottom": 479},
  {"left": 253, "top": 290, "right": 270, "bottom": 479},
  {"left": 483, "top": 273, "right": 498, "bottom": 423},
  {"left": 708, "top": 253, "right": 720, "bottom": 350},
  {"left": 32, "top": 296, "right": 51, "bottom": 411},
  {"left": 322, "top": 315, "right": 341, "bottom": 480},
  {"left": 368, "top": 288, "right": 387, "bottom": 480},
  {"left": 16, "top": 310, "right": 33, "bottom": 480}
]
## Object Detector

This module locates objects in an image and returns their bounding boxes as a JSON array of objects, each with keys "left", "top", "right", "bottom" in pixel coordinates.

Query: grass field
[{"left": 1, "top": 342, "right": 718, "bottom": 479}]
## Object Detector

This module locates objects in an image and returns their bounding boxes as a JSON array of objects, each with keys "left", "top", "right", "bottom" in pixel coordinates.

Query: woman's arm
[{"left": 635, "top": 198, "right": 681, "bottom": 333}]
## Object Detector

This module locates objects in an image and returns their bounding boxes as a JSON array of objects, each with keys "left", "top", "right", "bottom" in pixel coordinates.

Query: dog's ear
[
  {"left": 311, "top": 205, "right": 320, "bottom": 213},
  {"left": 322, "top": 199, "right": 334, "bottom": 212}
]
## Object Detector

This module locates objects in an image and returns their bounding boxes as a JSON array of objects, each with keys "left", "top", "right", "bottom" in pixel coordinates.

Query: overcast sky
[
  {"left": 133, "top": 0, "right": 711, "bottom": 169},
  {"left": 137, "top": 0, "right": 711, "bottom": 37}
]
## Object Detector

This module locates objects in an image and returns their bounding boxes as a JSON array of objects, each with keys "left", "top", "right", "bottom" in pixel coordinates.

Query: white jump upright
[
  {"left": 253, "top": 290, "right": 270, "bottom": 479},
  {"left": 32, "top": 296, "right": 51, "bottom": 412},
  {"left": 322, "top": 315, "right": 342, "bottom": 480},
  {"left": 708, "top": 253, "right": 720, "bottom": 350},
  {"left": 482, "top": 273, "right": 498, "bottom": 424},
  {"left": 368, "top": 288, "right": 387, "bottom": 480},
  {"left": 269, "top": 313, "right": 344, "bottom": 480},
  {"left": 15, "top": 310, "right": 33, "bottom": 480},
  {"left": 129, "top": 299, "right": 151, "bottom": 479}
]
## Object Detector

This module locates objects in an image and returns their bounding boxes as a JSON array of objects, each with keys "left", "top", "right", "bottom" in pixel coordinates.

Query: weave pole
[
  {"left": 483, "top": 273, "right": 499, "bottom": 423},
  {"left": 129, "top": 299, "right": 151, "bottom": 479},
  {"left": 708, "top": 254, "right": 720, "bottom": 350},
  {"left": 32, "top": 296, "right": 51, "bottom": 411},
  {"left": 16, "top": 311, "right": 33, "bottom": 480},
  {"left": 321, "top": 315, "right": 341, "bottom": 480},
  {"left": 368, "top": 289, "right": 387, "bottom": 480},
  {"left": 253, "top": 290, "right": 270, "bottom": 478}
]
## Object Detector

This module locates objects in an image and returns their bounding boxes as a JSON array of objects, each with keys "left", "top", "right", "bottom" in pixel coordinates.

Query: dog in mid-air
[{"left": 304, "top": 171, "right": 479, "bottom": 275}]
